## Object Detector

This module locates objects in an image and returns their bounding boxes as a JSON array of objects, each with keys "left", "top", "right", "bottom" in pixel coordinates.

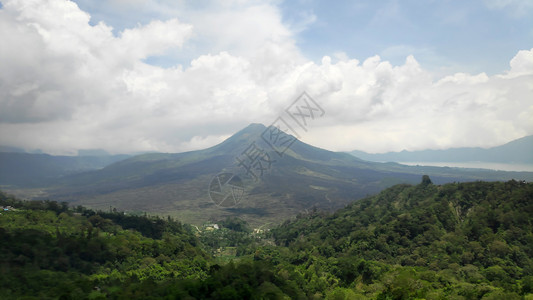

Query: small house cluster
[
  {"left": 1, "top": 206, "right": 15, "bottom": 214},
  {"left": 204, "top": 223, "right": 220, "bottom": 231}
]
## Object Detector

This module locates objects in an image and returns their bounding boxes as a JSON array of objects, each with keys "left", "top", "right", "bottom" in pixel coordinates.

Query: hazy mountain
[
  {"left": 77, "top": 149, "right": 112, "bottom": 156},
  {"left": 0, "top": 145, "right": 26, "bottom": 153},
  {"left": 2, "top": 124, "right": 533, "bottom": 226},
  {"left": 350, "top": 135, "right": 533, "bottom": 164},
  {"left": 0, "top": 152, "right": 130, "bottom": 187}
]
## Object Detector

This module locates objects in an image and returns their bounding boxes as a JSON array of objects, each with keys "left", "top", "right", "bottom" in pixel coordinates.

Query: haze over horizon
[{"left": 0, "top": 0, "right": 532, "bottom": 155}]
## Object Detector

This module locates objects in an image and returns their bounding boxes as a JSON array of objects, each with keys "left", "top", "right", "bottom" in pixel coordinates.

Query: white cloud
[
  {"left": 505, "top": 47, "right": 533, "bottom": 78},
  {"left": 0, "top": 0, "right": 532, "bottom": 156},
  {"left": 118, "top": 19, "right": 192, "bottom": 61},
  {"left": 190, "top": 4, "right": 294, "bottom": 56},
  {"left": 303, "top": 51, "right": 533, "bottom": 152}
]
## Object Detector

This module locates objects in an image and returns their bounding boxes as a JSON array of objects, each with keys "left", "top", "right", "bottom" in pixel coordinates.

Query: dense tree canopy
[{"left": 1, "top": 179, "right": 532, "bottom": 299}]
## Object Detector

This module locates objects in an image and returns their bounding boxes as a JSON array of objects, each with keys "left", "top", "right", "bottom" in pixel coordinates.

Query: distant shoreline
[{"left": 398, "top": 161, "right": 533, "bottom": 172}]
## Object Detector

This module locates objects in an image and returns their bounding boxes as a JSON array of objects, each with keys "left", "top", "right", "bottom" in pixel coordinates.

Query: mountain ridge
[
  {"left": 350, "top": 135, "right": 533, "bottom": 164},
  {"left": 2, "top": 123, "right": 533, "bottom": 226}
]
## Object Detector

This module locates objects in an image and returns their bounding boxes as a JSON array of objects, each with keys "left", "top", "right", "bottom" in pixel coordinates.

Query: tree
[{"left": 421, "top": 175, "right": 432, "bottom": 186}]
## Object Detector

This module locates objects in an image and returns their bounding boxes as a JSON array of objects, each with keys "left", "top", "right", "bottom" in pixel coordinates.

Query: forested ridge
[
  {"left": 268, "top": 178, "right": 533, "bottom": 299},
  {"left": 1, "top": 178, "right": 532, "bottom": 299}
]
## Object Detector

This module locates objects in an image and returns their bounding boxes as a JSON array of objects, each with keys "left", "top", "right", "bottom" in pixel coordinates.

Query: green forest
[{"left": 1, "top": 178, "right": 532, "bottom": 299}]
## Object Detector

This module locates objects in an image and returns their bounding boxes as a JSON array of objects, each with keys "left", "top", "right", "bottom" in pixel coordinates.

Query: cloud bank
[{"left": 0, "top": 0, "right": 532, "bottom": 154}]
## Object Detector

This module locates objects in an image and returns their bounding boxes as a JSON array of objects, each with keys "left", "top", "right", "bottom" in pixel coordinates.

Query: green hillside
[
  {"left": 0, "top": 191, "right": 211, "bottom": 299},
  {"left": 267, "top": 178, "right": 533, "bottom": 298},
  {"left": 1, "top": 179, "right": 532, "bottom": 299}
]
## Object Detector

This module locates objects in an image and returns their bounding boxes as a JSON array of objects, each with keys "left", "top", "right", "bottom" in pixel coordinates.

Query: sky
[{"left": 0, "top": 0, "right": 532, "bottom": 155}]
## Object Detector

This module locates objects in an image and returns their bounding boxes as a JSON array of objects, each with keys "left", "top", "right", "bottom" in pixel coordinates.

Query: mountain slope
[
  {"left": 4, "top": 124, "right": 533, "bottom": 226},
  {"left": 350, "top": 135, "right": 533, "bottom": 164}
]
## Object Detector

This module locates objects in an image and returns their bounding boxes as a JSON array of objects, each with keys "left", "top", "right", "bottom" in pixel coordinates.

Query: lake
[{"left": 399, "top": 162, "right": 533, "bottom": 172}]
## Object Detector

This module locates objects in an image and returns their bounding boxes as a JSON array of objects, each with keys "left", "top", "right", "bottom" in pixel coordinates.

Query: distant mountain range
[
  {"left": 350, "top": 135, "right": 533, "bottom": 164},
  {"left": 2, "top": 124, "right": 532, "bottom": 226},
  {"left": 0, "top": 153, "right": 130, "bottom": 186}
]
